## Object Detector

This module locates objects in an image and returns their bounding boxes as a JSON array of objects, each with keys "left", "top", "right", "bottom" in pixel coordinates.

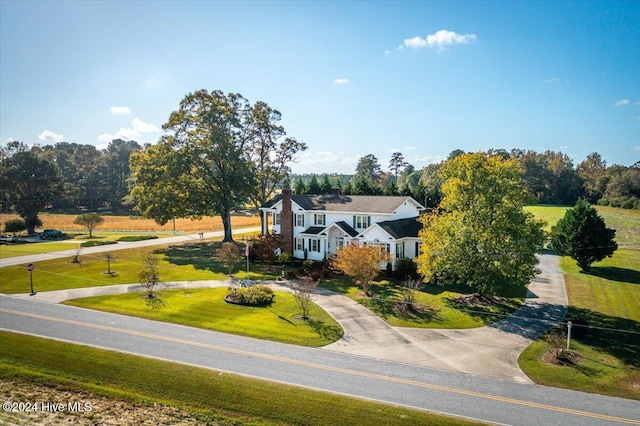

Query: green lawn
[
  {"left": 0, "top": 242, "right": 281, "bottom": 294},
  {"left": 0, "top": 331, "right": 483, "bottom": 426},
  {"left": 518, "top": 249, "right": 640, "bottom": 400},
  {"left": 64, "top": 287, "right": 343, "bottom": 347},
  {"left": 321, "top": 278, "right": 526, "bottom": 329}
]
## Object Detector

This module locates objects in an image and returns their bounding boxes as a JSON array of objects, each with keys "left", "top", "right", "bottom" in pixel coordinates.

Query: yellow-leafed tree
[
  {"left": 332, "top": 244, "right": 390, "bottom": 295},
  {"left": 417, "top": 153, "right": 544, "bottom": 295}
]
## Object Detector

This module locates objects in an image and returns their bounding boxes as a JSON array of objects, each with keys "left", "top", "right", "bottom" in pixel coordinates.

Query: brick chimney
[{"left": 280, "top": 189, "right": 294, "bottom": 255}]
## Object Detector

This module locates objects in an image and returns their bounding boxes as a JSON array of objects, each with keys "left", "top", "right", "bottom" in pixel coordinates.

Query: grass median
[
  {"left": 64, "top": 287, "right": 343, "bottom": 347},
  {"left": 0, "top": 331, "right": 484, "bottom": 426}
]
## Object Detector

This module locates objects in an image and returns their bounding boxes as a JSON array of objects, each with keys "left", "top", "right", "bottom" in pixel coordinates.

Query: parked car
[{"left": 40, "top": 229, "right": 64, "bottom": 239}]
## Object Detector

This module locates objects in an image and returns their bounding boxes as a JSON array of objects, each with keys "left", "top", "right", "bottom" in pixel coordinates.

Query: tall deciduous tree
[
  {"left": 129, "top": 138, "right": 191, "bottom": 228},
  {"left": 1, "top": 150, "right": 62, "bottom": 234},
  {"left": 551, "top": 199, "right": 617, "bottom": 271},
  {"left": 416, "top": 153, "right": 544, "bottom": 295},
  {"left": 576, "top": 152, "right": 607, "bottom": 203},
  {"left": 389, "top": 152, "right": 408, "bottom": 183},
  {"left": 132, "top": 90, "right": 254, "bottom": 242},
  {"left": 354, "top": 154, "right": 382, "bottom": 186},
  {"left": 245, "top": 101, "right": 306, "bottom": 220}
]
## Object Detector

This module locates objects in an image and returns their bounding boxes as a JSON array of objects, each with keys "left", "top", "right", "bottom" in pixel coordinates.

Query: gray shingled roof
[
  {"left": 333, "top": 221, "right": 360, "bottom": 237},
  {"left": 375, "top": 217, "right": 423, "bottom": 239},
  {"left": 261, "top": 194, "right": 417, "bottom": 214}
]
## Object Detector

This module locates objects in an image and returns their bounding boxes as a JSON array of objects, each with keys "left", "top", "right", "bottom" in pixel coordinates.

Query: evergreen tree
[
  {"left": 293, "top": 177, "right": 306, "bottom": 194},
  {"left": 306, "top": 175, "right": 321, "bottom": 194},
  {"left": 551, "top": 199, "right": 617, "bottom": 271}
]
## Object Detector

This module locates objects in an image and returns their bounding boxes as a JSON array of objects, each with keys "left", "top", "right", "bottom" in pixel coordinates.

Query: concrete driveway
[{"left": 322, "top": 254, "right": 567, "bottom": 383}]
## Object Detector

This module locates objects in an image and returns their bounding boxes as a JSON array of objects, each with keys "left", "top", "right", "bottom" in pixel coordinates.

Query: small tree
[
  {"left": 216, "top": 242, "right": 241, "bottom": 276},
  {"left": 70, "top": 245, "right": 83, "bottom": 263},
  {"left": 139, "top": 254, "right": 165, "bottom": 310},
  {"left": 291, "top": 276, "right": 319, "bottom": 320},
  {"left": 332, "top": 244, "right": 390, "bottom": 295},
  {"left": 74, "top": 212, "right": 104, "bottom": 238},
  {"left": 104, "top": 253, "right": 115, "bottom": 275},
  {"left": 254, "top": 233, "right": 283, "bottom": 270},
  {"left": 4, "top": 219, "right": 26, "bottom": 238},
  {"left": 551, "top": 199, "right": 617, "bottom": 271},
  {"left": 400, "top": 278, "right": 423, "bottom": 310}
]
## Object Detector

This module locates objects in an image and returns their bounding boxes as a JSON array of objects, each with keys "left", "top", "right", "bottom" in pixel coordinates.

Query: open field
[
  {"left": 64, "top": 287, "right": 343, "bottom": 347},
  {"left": 0, "top": 213, "right": 262, "bottom": 233},
  {"left": 524, "top": 205, "right": 640, "bottom": 249},
  {"left": 0, "top": 331, "right": 482, "bottom": 426}
]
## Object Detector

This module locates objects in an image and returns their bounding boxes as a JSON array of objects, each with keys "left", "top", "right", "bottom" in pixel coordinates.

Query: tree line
[
  {"left": 1, "top": 86, "right": 638, "bottom": 237},
  {"left": 291, "top": 149, "right": 640, "bottom": 209}
]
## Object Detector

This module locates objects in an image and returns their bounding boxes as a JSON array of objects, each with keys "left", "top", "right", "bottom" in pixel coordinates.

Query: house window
[
  {"left": 310, "top": 238, "right": 320, "bottom": 252},
  {"left": 272, "top": 212, "right": 280, "bottom": 225},
  {"left": 415, "top": 241, "right": 421, "bottom": 256},
  {"left": 295, "top": 214, "right": 305, "bottom": 227},
  {"left": 353, "top": 215, "right": 370, "bottom": 229},
  {"left": 295, "top": 238, "right": 304, "bottom": 251},
  {"left": 314, "top": 214, "right": 326, "bottom": 226},
  {"left": 396, "top": 242, "right": 404, "bottom": 259}
]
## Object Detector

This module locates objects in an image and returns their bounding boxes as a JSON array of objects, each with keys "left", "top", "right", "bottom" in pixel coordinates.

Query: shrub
[
  {"left": 395, "top": 258, "right": 418, "bottom": 280},
  {"left": 279, "top": 252, "right": 293, "bottom": 264},
  {"left": 80, "top": 240, "right": 117, "bottom": 247},
  {"left": 4, "top": 219, "right": 26, "bottom": 236},
  {"left": 228, "top": 284, "right": 274, "bottom": 306},
  {"left": 117, "top": 235, "right": 159, "bottom": 242}
]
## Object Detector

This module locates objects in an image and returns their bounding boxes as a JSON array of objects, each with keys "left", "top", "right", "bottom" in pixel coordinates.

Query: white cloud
[
  {"left": 399, "top": 30, "right": 477, "bottom": 51},
  {"left": 132, "top": 117, "right": 159, "bottom": 133},
  {"left": 633, "top": 146, "right": 640, "bottom": 152},
  {"left": 544, "top": 78, "right": 561, "bottom": 84},
  {"left": 636, "top": 101, "right": 640, "bottom": 105},
  {"left": 291, "top": 150, "right": 359, "bottom": 174},
  {"left": 98, "top": 117, "right": 159, "bottom": 143},
  {"left": 38, "top": 130, "right": 64, "bottom": 142},
  {"left": 145, "top": 77, "right": 162, "bottom": 87},
  {"left": 333, "top": 78, "right": 349, "bottom": 84},
  {"left": 109, "top": 106, "right": 131, "bottom": 115},
  {"left": 615, "top": 99, "right": 630, "bottom": 107}
]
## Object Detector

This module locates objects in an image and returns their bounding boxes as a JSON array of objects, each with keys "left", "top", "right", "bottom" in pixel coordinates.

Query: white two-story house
[{"left": 259, "top": 189, "right": 426, "bottom": 266}]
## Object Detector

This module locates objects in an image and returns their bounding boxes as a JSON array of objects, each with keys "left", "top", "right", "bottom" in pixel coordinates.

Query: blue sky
[{"left": 1, "top": 1, "right": 638, "bottom": 174}]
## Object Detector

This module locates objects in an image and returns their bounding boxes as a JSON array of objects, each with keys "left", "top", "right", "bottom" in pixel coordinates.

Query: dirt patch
[
  {"left": 1, "top": 377, "right": 201, "bottom": 425},
  {"left": 542, "top": 349, "right": 582, "bottom": 366},
  {"left": 392, "top": 302, "right": 430, "bottom": 315},
  {"left": 0, "top": 377, "right": 227, "bottom": 425},
  {"left": 452, "top": 294, "right": 501, "bottom": 307}
]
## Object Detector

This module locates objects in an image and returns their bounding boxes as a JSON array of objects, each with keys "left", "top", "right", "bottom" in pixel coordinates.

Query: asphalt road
[{"left": 1, "top": 294, "right": 638, "bottom": 426}]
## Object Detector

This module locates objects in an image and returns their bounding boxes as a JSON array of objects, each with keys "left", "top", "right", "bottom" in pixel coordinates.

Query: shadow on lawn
[
  {"left": 306, "top": 318, "right": 343, "bottom": 341},
  {"left": 584, "top": 266, "right": 640, "bottom": 285},
  {"left": 566, "top": 306, "right": 640, "bottom": 369},
  {"left": 155, "top": 243, "right": 220, "bottom": 272}
]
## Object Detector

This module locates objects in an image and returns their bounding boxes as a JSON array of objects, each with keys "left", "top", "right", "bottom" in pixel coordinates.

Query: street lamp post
[{"left": 27, "top": 263, "right": 35, "bottom": 295}]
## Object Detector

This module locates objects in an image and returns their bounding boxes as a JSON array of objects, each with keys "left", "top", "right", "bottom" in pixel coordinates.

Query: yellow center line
[{"left": 2, "top": 307, "right": 638, "bottom": 425}]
